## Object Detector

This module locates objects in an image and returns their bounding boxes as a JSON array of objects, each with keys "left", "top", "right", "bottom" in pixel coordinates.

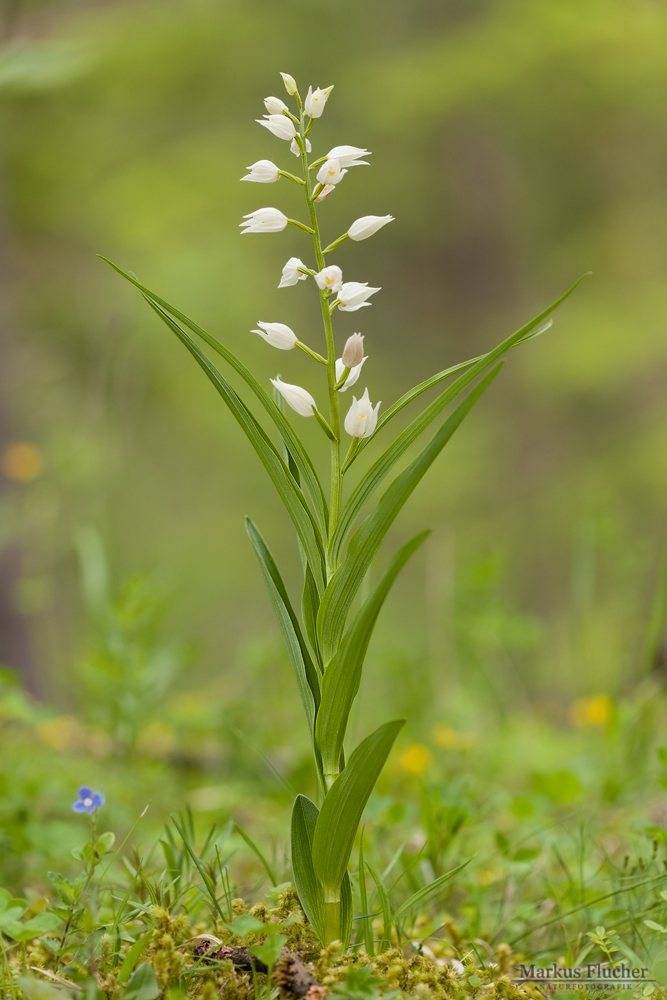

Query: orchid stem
[{"left": 299, "top": 118, "right": 341, "bottom": 577}]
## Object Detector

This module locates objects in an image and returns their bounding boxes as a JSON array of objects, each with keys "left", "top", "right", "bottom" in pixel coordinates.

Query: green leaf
[
  {"left": 367, "top": 865, "right": 392, "bottom": 952},
  {"left": 317, "top": 367, "right": 500, "bottom": 662},
  {"left": 330, "top": 323, "right": 560, "bottom": 565},
  {"left": 5, "top": 912, "right": 60, "bottom": 941},
  {"left": 354, "top": 274, "right": 587, "bottom": 457},
  {"left": 357, "top": 831, "right": 374, "bottom": 957},
  {"left": 291, "top": 794, "right": 324, "bottom": 940},
  {"left": 234, "top": 822, "right": 278, "bottom": 886},
  {"left": 249, "top": 933, "right": 287, "bottom": 966},
  {"left": 302, "top": 563, "right": 323, "bottom": 669},
  {"left": 123, "top": 963, "right": 160, "bottom": 1000},
  {"left": 316, "top": 532, "right": 429, "bottom": 780},
  {"left": 97, "top": 831, "right": 116, "bottom": 854},
  {"left": 118, "top": 931, "right": 154, "bottom": 986},
  {"left": 0, "top": 897, "right": 28, "bottom": 927},
  {"left": 312, "top": 720, "right": 404, "bottom": 893},
  {"left": 333, "top": 276, "right": 588, "bottom": 560},
  {"left": 245, "top": 518, "right": 320, "bottom": 738},
  {"left": 644, "top": 920, "right": 667, "bottom": 933},
  {"left": 390, "top": 858, "right": 472, "bottom": 924},
  {"left": 143, "top": 297, "right": 326, "bottom": 594},
  {"left": 100, "top": 257, "right": 328, "bottom": 533},
  {"left": 339, "top": 871, "right": 353, "bottom": 948},
  {"left": 225, "top": 915, "right": 266, "bottom": 937}
]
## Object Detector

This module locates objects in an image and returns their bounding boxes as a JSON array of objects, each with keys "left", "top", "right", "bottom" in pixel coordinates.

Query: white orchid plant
[{"left": 101, "top": 72, "right": 583, "bottom": 947}]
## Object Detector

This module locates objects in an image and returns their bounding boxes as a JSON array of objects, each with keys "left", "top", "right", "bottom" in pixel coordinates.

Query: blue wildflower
[{"left": 72, "top": 786, "right": 104, "bottom": 814}]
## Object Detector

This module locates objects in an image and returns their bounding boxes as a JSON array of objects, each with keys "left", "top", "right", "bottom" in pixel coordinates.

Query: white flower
[
  {"left": 240, "top": 207, "right": 288, "bottom": 234},
  {"left": 290, "top": 136, "right": 311, "bottom": 156},
  {"left": 315, "top": 184, "right": 335, "bottom": 202},
  {"left": 264, "top": 96, "right": 288, "bottom": 115},
  {"left": 336, "top": 355, "right": 368, "bottom": 391},
  {"left": 252, "top": 321, "right": 297, "bottom": 350},
  {"left": 256, "top": 114, "right": 296, "bottom": 141},
  {"left": 240, "top": 159, "right": 280, "bottom": 183},
  {"left": 336, "top": 281, "right": 380, "bottom": 312},
  {"left": 278, "top": 257, "right": 309, "bottom": 288},
  {"left": 280, "top": 72, "right": 298, "bottom": 96},
  {"left": 327, "top": 145, "right": 371, "bottom": 168},
  {"left": 344, "top": 388, "right": 380, "bottom": 438},
  {"left": 305, "top": 85, "right": 333, "bottom": 118},
  {"left": 348, "top": 215, "right": 395, "bottom": 241},
  {"left": 271, "top": 377, "right": 316, "bottom": 417},
  {"left": 314, "top": 265, "right": 343, "bottom": 293},
  {"left": 316, "top": 158, "right": 347, "bottom": 186}
]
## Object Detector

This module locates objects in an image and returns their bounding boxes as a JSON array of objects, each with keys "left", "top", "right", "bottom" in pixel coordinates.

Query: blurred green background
[{"left": 2, "top": 0, "right": 667, "bottom": 888}]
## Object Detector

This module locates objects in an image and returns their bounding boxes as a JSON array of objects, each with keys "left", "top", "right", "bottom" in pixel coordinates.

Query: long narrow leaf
[
  {"left": 339, "top": 871, "right": 354, "bottom": 948},
  {"left": 367, "top": 864, "right": 392, "bottom": 952},
  {"left": 100, "top": 256, "right": 329, "bottom": 533},
  {"left": 144, "top": 297, "right": 326, "bottom": 593},
  {"left": 245, "top": 518, "right": 320, "bottom": 738},
  {"left": 390, "top": 858, "right": 472, "bottom": 924},
  {"left": 302, "top": 563, "right": 323, "bottom": 670},
  {"left": 312, "top": 720, "right": 404, "bottom": 893},
  {"left": 291, "top": 795, "right": 324, "bottom": 939},
  {"left": 330, "top": 317, "right": 563, "bottom": 566},
  {"left": 358, "top": 830, "right": 374, "bottom": 956},
  {"left": 318, "top": 367, "right": 500, "bottom": 663},
  {"left": 316, "top": 532, "right": 429, "bottom": 780},
  {"left": 353, "top": 274, "right": 587, "bottom": 460}
]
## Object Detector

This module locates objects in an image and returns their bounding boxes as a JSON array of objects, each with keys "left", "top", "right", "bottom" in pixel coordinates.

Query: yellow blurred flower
[
  {"left": 136, "top": 721, "right": 176, "bottom": 758},
  {"left": 35, "top": 715, "right": 85, "bottom": 752},
  {"left": 478, "top": 869, "right": 503, "bottom": 886},
  {"left": 398, "top": 743, "right": 432, "bottom": 775},
  {"left": 570, "top": 694, "right": 613, "bottom": 728},
  {"left": 2, "top": 442, "right": 44, "bottom": 482},
  {"left": 432, "top": 725, "right": 477, "bottom": 751}
]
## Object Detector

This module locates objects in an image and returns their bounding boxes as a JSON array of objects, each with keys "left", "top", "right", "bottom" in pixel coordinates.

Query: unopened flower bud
[
  {"left": 264, "top": 96, "right": 288, "bottom": 115},
  {"left": 348, "top": 215, "right": 395, "bottom": 241},
  {"left": 315, "top": 184, "right": 335, "bottom": 202},
  {"left": 342, "top": 333, "right": 364, "bottom": 368},
  {"left": 252, "top": 321, "right": 297, "bottom": 350},
  {"left": 270, "top": 377, "right": 316, "bottom": 417},
  {"left": 239, "top": 207, "right": 288, "bottom": 234},
  {"left": 280, "top": 72, "right": 298, "bottom": 96}
]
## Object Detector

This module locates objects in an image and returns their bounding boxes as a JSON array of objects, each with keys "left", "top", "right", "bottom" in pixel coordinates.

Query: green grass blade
[
  {"left": 367, "top": 864, "right": 392, "bottom": 952},
  {"left": 234, "top": 822, "right": 278, "bottom": 886},
  {"left": 358, "top": 830, "right": 374, "bottom": 957},
  {"left": 291, "top": 795, "right": 324, "bottom": 940},
  {"left": 390, "top": 858, "right": 472, "bottom": 925},
  {"left": 351, "top": 274, "right": 587, "bottom": 462},
  {"left": 143, "top": 296, "right": 326, "bottom": 593},
  {"left": 245, "top": 518, "right": 320, "bottom": 736},
  {"left": 317, "top": 367, "right": 501, "bottom": 663},
  {"left": 171, "top": 817, "right": 227, "bottom": 923},
  {"left": 312, "top": 720, "right": 405, "bottom": 894},
  {"left": 316, "top": 532, "right": 429, "bottom": 779},
  {"left": 99, "top": 256, "right": 329, "bottom": 534}
]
